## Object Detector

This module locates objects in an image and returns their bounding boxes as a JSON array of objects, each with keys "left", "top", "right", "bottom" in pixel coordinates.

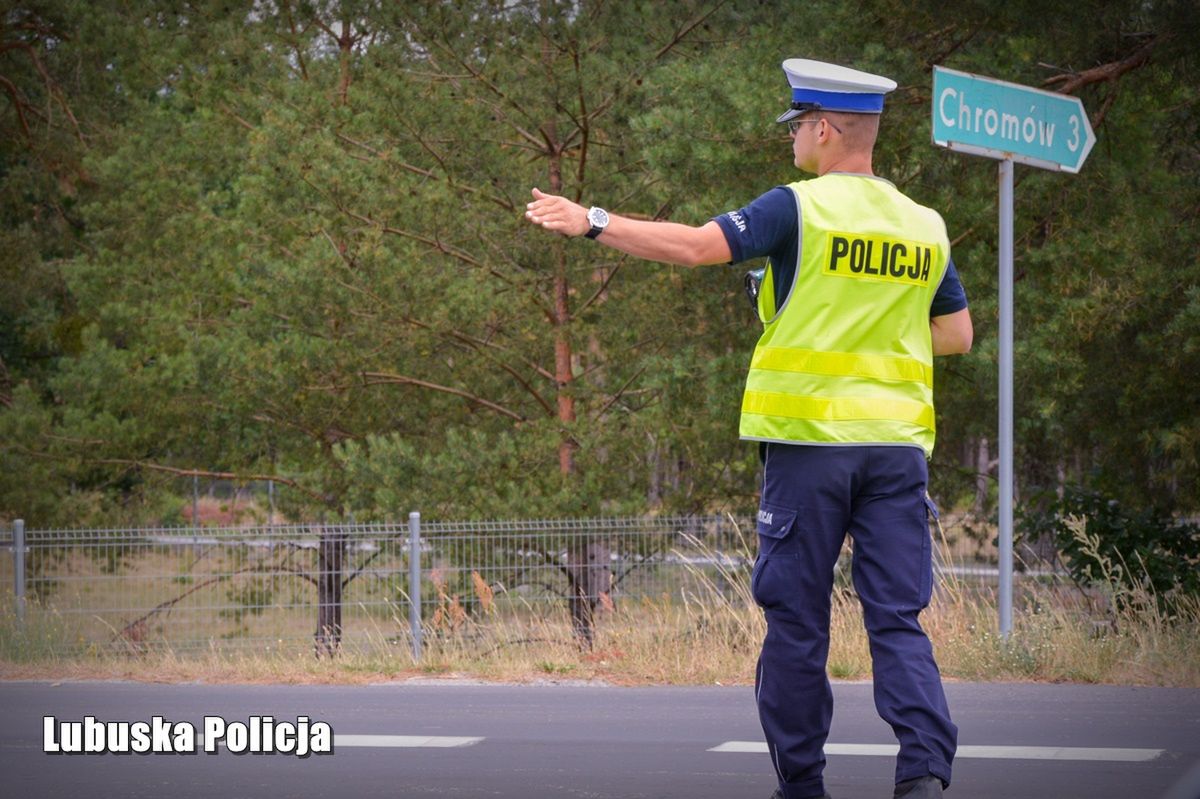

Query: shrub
[{"left": 1019, "top": 486, "right": 1200, "bottom": 607}]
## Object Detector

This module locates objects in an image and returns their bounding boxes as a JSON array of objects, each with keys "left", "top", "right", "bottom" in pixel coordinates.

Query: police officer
[{"left": 525, "top": 58, "right": 971, "bottom": 799}]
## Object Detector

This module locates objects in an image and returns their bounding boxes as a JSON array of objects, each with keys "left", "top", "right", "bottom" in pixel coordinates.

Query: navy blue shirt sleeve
[
  {"left": 930, "top": 258, "right": 968, "bottom": 316},
  {"left": 713, "top": 187, "right": 799, "bottom": 314},
  {"left": 712, "top": 186, "right": 798, "bottom": 266}
]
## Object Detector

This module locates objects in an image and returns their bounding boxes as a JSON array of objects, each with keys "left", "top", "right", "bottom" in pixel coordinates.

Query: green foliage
[
  {"left": 1019, "top": 486, "right": 1200, "bottom": 605},
  {"left": 0, "top": 0, "right": 1197, "bottom": 537}
]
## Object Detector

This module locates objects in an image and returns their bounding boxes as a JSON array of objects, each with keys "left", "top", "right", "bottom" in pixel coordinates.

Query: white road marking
[
  {"left": 335, "top": 735, "right": 484, "bottom": 748},
  {"left": 955, "top": 745, "right": 1162, "bottom": 762},
  {"left": 707, "top": 742, "right": 1162, "bottom": 762}
]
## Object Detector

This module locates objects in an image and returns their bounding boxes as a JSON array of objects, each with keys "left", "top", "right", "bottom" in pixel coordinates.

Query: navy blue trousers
[{"left": 751, "top": 443, "right": 957, "bottom": 799}]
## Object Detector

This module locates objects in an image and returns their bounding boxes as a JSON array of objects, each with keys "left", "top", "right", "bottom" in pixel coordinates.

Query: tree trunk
[
  {"left": 314, "top": 526, "right": 346, "bottom": 658},
  {"left": 336, "top": 18, "right": 353, "bottom": 107},
  {"left": 547, "top": 139, "right": 576, "bottom": 475},
  {"left": 539, "top": 19, "right": 576, "bottom": 478},
  {"left": 554, "top": 263, "right": 576, "bottom": 475},
  {"left": 974, "top": 436, "right": 991, "bottom": 516},
  {"left": 647, "top": 435, "right": 662, "bottom": 507},
  {"left": 566, "top": 539, "right": 612, "bottom": 650}
]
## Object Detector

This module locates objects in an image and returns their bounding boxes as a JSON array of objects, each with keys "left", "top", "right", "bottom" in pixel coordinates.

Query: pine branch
[
  {"left": 355, "top": 371, "right": 527, "bottom": 421},
  {"left": 115, "top": 562, "right": 318, "bottom": 644},
  {"left": 1041, "top": 36, "right": 1162, "bottom": 96}
]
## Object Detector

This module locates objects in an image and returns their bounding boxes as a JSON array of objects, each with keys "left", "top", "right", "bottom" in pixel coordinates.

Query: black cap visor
[{"left": 776, "top": 102, "right": 822, "bottom": 124}]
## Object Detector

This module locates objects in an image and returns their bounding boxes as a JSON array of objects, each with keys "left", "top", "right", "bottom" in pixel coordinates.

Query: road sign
[
  {"left": 930, "top": 67, "right": 1095, "bottom": 638},
  {"left": 932, "top": 66, "right": 1095, "bottom": 173}
]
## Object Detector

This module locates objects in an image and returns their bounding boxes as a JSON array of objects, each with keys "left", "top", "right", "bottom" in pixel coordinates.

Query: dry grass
[
  {"left": 3, "top": 588, "right": 1197, "bottom": 687},
  {"left": 3, "top": 518, "right": 1198, "bottom": 687}
]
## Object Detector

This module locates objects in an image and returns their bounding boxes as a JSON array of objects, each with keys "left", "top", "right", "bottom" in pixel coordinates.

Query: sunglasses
[{"left": 787, "top": 117, "right": 843, "bottom": 135}]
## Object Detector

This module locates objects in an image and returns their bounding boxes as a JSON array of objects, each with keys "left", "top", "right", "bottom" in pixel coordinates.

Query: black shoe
[{"left": 893, "top": 776, "right": 944, "bottom": 798}]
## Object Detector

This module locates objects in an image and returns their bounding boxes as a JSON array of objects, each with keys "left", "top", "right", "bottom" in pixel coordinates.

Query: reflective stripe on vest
[
  {"left": 742, "top": 391, "right": 936, "bottom": 431},
  {"left": 738, "top": 174, "right": 950, "bottom": 456},
  {"left": 750, "top": 347, "right": 934, "bottom": 388}
]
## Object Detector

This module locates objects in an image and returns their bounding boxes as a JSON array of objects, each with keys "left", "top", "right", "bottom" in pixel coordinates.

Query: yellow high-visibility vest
[{"left": 740, "top": 174, "right": 950, "bottom": 457}]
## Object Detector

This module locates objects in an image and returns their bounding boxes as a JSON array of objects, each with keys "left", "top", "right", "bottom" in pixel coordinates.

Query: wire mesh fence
[
  {"left": 1, "top": 515, "right": 764, "bottom": 657},
  {"left": 1, "top": 513, "right": 1027, "bottom": 659}
]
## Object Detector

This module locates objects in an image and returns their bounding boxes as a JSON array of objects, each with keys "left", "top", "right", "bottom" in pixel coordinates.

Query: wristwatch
[{"left": 585, "top": 206, "right": 610, "bottom": 239}]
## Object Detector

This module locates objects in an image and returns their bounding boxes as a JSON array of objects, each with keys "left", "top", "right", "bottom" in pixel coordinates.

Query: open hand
[{"left": 525, "top": 188, "right": 589, "bottom": 237}]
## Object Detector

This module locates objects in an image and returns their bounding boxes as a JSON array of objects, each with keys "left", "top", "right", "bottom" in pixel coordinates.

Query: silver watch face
[{"left": 587, "top": 207, "right": 610, "bottom": 228}]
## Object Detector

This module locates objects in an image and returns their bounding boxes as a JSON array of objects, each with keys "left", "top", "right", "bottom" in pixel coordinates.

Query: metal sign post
[
  {"left": 932, "top": 66, "right": 1094, "bottom": 637},
  {"left": 998, "top": 158, "right": 1014, "bottom": 636}
]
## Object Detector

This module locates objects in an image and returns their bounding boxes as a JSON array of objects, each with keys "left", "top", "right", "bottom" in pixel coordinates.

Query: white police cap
[{"left": 776, "top": 58, "right": 898, "bottom": 123}]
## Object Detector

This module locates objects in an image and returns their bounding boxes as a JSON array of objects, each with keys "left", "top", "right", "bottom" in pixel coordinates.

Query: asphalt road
[{"left": 1, "top": 679, "right": 1198, "bottom": 799}]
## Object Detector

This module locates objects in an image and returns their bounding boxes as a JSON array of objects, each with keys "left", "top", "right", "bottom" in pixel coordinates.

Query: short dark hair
[{"left": 825, "top": 111, "right": 880, "bottom": 151}]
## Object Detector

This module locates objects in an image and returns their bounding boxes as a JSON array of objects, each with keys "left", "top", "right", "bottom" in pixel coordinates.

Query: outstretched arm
[{"left": 524, "top": 188, "right": 731, "bottom": 267}]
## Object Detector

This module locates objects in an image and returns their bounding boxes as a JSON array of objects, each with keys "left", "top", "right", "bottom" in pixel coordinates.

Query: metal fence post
[
  {"left": 408, "top": 511, "right": 422, "bottom": 661},
  {"left": 13, "top": 519, "right": 25, "bottom": 624}
]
